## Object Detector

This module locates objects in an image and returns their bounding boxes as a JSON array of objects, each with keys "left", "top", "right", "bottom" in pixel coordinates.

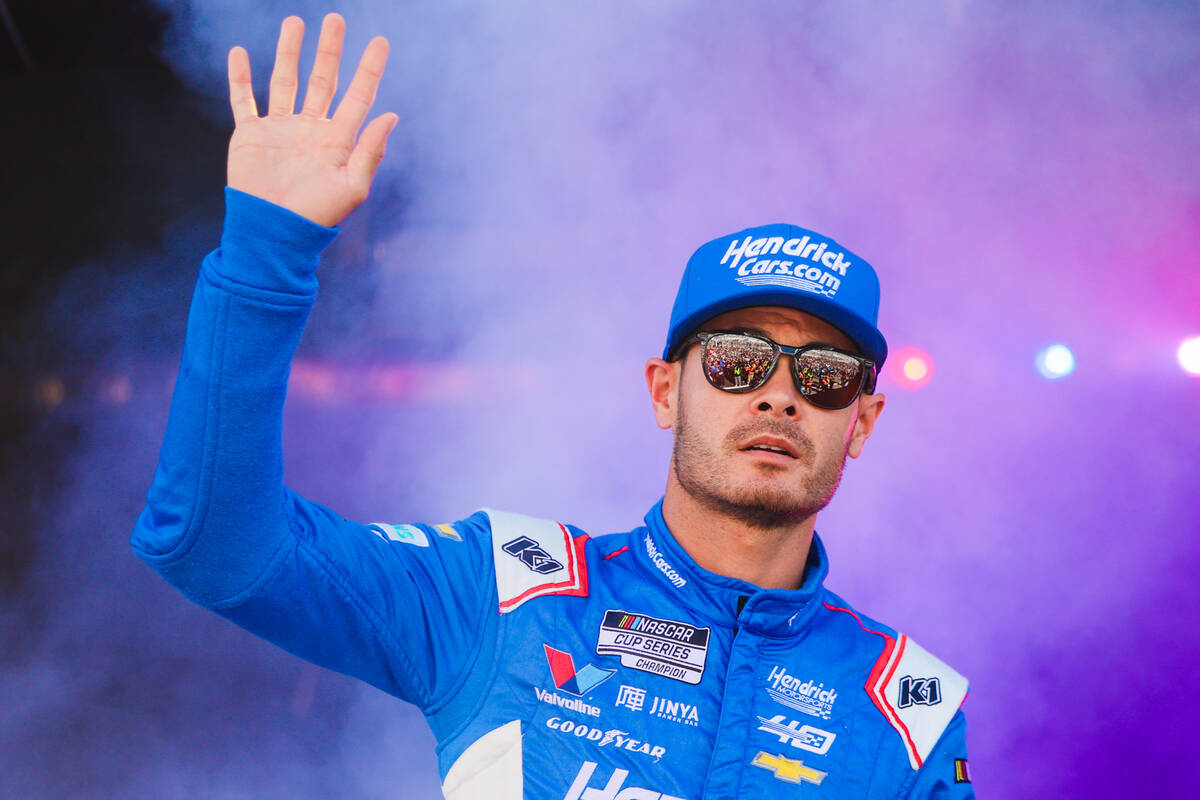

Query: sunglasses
[{"left": 688, "top": 330, "right": 877, "bottom": 410}]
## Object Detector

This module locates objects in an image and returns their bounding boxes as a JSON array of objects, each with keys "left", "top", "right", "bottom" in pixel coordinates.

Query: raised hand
[{"left": 226, "top": 14, "right": 397, "bottom": 227}]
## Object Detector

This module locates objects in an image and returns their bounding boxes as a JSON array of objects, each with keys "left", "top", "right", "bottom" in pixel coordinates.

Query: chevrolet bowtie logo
[{"left": 751, "top": 752, "right": 828, "bottom": 785}]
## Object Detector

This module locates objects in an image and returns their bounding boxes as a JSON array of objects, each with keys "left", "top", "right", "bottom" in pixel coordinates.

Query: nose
[{"left": 750, "top": 357, "right": 801, "bottom": 417}]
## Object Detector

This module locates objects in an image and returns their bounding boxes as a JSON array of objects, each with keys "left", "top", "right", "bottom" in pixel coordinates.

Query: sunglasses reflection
[{"left": 699, "top": 333, "right": 866, "bottom": 409}]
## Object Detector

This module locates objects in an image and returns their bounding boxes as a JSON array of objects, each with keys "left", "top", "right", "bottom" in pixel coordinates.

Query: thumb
[{"left": 348, "top": 112, "right": 399, "bottom": 189}]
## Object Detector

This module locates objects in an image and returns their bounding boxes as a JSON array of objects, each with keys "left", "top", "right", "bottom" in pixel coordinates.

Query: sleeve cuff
[{"left": 212, "top": 187, "right": 341, "bottom": 296}]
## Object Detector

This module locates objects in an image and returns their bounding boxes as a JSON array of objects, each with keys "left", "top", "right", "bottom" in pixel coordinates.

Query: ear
[
  {"left": 644, "top": 357, "right": 680, "bottom": 430},
  {"left": 847, "top": 391, "right": 886, "bottom": 459}
]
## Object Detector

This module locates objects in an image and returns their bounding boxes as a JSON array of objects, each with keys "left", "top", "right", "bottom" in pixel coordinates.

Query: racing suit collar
[{"left": 637, "top": 499, "right": 830, "bottom": 639}]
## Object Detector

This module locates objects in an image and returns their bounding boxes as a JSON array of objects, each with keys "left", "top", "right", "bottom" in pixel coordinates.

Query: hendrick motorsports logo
[
  {"left": 720, "top": 233, "right": 850, "bottom": 297},
  {"left": 596, "top": 610, "right": 709, "bottom": 685},
  {"left": 765, "top": 665, "right": 837, "bottom": 720}
]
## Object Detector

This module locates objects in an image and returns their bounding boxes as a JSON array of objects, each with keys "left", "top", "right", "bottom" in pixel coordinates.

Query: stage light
[
  {"left": 1035, "top": 344, "right": 1075, "bottom": 380},
  {"left": 1179, "top": 336, "right": 1200, "bottom": 376},
  {"left": 889, "top": 347, "right": 934, "bottom": 391},
  {"left": 33, "top": 377, "right": 65, "bottom": 410},
  {"left": 101, "top": 375, "right": 133, "bottom": 405}
]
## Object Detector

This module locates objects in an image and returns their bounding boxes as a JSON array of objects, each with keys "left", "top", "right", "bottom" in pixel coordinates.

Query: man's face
[{"left": 648, "top": 305, "right": 886, "bottom": 530}]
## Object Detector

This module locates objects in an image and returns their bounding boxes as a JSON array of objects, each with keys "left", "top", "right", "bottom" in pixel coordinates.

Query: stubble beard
[{"left": 671, "top": 392, "right": 851, "bottom": 531}]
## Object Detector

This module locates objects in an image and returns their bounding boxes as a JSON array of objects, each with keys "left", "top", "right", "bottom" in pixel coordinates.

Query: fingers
[
  {"left": 300, "top": 13, "right": 345, "bottom": 118},
  {"left": 331, "top": 36, "right": 390, "bottom": 138},
  {"left": 227, "top": 46, "right": 258, "bottom": 123},
  {"left": 268, "top": 16, "right": 304, "bottom": 116},
  {"left": 348, "top": 112, "right": 399, "bottom": 190}
]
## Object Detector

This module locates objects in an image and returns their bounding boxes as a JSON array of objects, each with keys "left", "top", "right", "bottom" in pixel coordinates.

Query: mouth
[{"left": 739, "top": 436, "right": 800, "bottom": 459}]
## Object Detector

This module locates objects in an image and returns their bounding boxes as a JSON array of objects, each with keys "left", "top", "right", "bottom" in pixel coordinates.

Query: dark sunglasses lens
[
  {"left": 795, "top": 349, "right": 865, "bottom": 409},
  {"left": 702, "top": 334, "right": 776, "bottom": 391}
]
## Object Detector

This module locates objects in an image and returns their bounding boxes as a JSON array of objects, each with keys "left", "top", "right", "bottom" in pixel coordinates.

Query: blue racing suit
[{"left": 133, "top": 190, "right": 974, "bottom": 799}]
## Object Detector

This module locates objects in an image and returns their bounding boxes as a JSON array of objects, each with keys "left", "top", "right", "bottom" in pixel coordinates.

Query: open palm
[{"left": 226, "top": 14, "right": 397, "bottom": 227}]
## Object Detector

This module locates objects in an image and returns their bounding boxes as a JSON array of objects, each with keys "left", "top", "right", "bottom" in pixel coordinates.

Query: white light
[
  {"left": 1179, "top": 336, "right": 1200, "bottom": 376},
  {"left": 902, "top": 357, "right": 929, "bottom": 382},
  {"left": 1035, "top": 344, "right": 1075, "bottom": 380},
  {"left": 887, "top": 346, "right": 934, "bottom": 390}
]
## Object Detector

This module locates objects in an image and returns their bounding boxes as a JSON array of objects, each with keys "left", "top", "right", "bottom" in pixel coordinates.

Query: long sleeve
[
  {"left": 901, "top": 710, "right": 975, "bottom": 799},
  {"left": 131, "top": 189, "right": 496, "bottom": 713},
  {"left": 131, "top": 188, "right": 333, "bottom": 602}
]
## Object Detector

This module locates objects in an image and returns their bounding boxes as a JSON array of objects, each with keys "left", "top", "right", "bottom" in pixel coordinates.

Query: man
[{"left": 134, "top": 13, "right": 972, "bottom": 799}]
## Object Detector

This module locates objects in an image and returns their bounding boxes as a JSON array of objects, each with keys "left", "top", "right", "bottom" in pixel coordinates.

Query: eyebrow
[{"left": 731, "top": 326, "right": 771, "bottom": 337}]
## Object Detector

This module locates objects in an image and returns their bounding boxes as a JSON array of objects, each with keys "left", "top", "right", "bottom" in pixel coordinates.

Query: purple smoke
[{"left": 2, "top": 1, "right": 1197, "bottom": 797}]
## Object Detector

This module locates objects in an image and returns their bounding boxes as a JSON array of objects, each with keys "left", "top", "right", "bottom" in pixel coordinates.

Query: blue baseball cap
[{"left": 663, "top": 223, "right": 887, "bottom": 366}]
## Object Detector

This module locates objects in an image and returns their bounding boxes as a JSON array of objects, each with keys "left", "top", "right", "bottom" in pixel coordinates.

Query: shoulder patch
[
  {"left": 867, "top": 634, "right": 968, "bottom": 769},
  {"left": 482, "top": 509, "right": 588, "bottom": 614},
  {"left": 367, "top": 522, "right": 430, "bottom": 547},
  {"left": 824, "top": 603, "right": 968, "bottom": 770}
]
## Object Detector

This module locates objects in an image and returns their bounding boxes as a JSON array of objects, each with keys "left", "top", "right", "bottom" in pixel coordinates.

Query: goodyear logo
[{"left": 544, "top": 717, "right": 667, "bottom": 762}]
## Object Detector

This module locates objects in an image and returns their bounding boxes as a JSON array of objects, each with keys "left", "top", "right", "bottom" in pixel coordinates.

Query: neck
[{"left": 660, "top": 473, "right": 816, "bottom": 591}]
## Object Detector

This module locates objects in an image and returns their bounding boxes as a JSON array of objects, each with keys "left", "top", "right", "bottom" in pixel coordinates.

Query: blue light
[{"left": 1035, "top": 344, "right": 1075, "bottom": 380}]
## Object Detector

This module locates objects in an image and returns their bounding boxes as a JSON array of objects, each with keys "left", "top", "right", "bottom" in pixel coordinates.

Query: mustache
[{"left": 724, "top": 418, "right": 814, "bottom": 461}]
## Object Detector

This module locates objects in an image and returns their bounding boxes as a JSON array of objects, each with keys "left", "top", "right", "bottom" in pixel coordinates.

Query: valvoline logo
[{"left": 544, "top": 644, "right": 615, "bottom": 696}]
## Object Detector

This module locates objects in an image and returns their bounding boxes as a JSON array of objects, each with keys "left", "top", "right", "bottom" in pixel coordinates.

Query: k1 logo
[
  {"left": 897, "top": 675, "right": 942, "bottom": 708},
  {"left": 501, "top": 536, "right": 564, "bottom": 574}
]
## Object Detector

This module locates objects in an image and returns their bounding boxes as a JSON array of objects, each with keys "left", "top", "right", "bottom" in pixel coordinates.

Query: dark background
[
  {"left": 3, "top": 2, "right": 1199, "bottom": 798},
  {"left": 1, "top": 0, "right": 220, "bottom": 596},
  {"left": 0, "top": 3, "right": 407, "bottom": 796}
]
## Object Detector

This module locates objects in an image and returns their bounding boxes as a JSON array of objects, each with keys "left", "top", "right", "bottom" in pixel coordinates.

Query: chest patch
[{"left": 595, "top": 609, "right": 710, "bottom": 685}]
